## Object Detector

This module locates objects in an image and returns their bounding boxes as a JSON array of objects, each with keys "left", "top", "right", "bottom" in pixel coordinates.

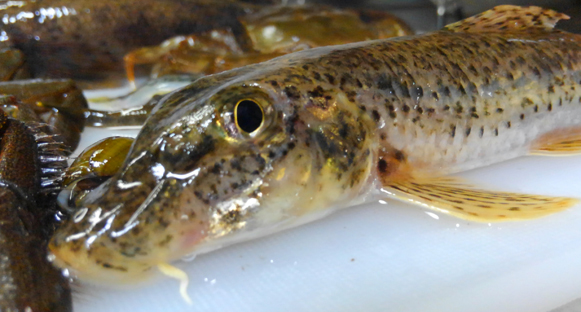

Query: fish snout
[
  {"left": 48, "top": 199, "right": 158, "bottom": 284},
  {"left": 48, "top": 229, "right": 153, "bottom": 284},
  {"left": 48, "top": 173, "right": 199, "bottom": 283},
  {"left": 48, "top": 181, "right": 161, "bottom": 283}
]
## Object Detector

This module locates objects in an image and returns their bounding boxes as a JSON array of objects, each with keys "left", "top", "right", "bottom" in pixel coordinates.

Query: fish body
[{"left": 50, "top": 6, "right": 581, "bottom": 285}]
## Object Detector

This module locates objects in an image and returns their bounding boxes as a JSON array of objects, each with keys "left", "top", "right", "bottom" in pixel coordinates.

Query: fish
[
  {"left": 49, "top": 5, "right": 581, "bottom": 296},
  {"left": 124, "top": 4, "right": 412, "bottom": 81},
  {"left": 0, "top": 0, "right": 279, "bottom": 80},
  {"left": 0, "top": 111, "right": 71, "bottom": 311},
  {"left": 0, "top": 187, "right": 72, "bottom": 312}
]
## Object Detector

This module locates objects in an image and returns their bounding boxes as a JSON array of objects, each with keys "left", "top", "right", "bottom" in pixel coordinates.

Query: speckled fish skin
[{"left": 50, "top": 6, "right": 581, "bottom": 283}]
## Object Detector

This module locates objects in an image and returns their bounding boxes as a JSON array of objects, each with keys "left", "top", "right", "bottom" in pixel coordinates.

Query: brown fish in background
[
  {"left": 0, "top": 111, "right": 70, "bottom": 311},
  {"left": 0, "top": 48, "right": 29, "bottom": 81},
  {"left": 49, "top": 5, "right": 581, "bottom": 301},
  {"left": 0, "top": 0, "right": 279, "bottom": 80},
  {"left": 124, "top": 4, "right": 413, "bottom": 81},
  {"left": 0, "top": 79, "right": 89, "bottom": 151}
]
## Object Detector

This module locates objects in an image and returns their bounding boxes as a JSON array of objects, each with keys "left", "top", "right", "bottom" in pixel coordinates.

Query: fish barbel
[{"left": 50, "top": 5, "right": 581, "bottom": 287}]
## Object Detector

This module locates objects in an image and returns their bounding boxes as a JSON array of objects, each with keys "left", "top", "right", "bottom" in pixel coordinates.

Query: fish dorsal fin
[
  {"left": 443, "top": 5, "right": 569, "bottom": 33},
  {"left": 381, "top": 176, "right": 577, "bottom": 222}
]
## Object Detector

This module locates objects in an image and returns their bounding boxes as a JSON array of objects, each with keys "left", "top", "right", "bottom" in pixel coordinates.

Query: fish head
[{"left": 49, "top": 65, "right": 374, "bottom": 283}]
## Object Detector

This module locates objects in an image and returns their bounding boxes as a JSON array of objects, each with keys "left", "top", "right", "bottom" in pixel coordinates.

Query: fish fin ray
[
  {"left": 444, "top": 5, "right": 569, "bottom": 33},
  {"left": 531, "top": 127, "right": 581, "bottom": 156},
  {"left": 382, "top": 176, "right": 577, "bottom": 222}
]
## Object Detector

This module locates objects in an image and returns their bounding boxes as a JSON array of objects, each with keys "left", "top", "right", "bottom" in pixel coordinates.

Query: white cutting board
[{"left": 69, "top": 119, "right": 581, "bottom": 312}]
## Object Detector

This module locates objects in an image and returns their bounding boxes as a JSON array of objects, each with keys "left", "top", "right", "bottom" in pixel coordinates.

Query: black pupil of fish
[{"left": 236, "top": 100, "right": 263, "bottom": 133}]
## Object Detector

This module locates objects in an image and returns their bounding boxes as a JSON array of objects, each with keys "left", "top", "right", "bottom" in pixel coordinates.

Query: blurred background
[{"left": 304, "top": 0, "right": 581, "bottom": 33}]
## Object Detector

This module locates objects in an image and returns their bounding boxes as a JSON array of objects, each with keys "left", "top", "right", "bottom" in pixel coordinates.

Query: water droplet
[
  {"left": 425, "top": 211, "right": 440, "bottom": 220},
  {"left": 182, "top": 253, "right": 197, "bottom": 262}
]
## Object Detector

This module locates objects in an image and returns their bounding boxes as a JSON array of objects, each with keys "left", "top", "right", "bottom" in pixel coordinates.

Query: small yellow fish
[{"left": 50, "top": 5, "right": 581, "bottom": 290}]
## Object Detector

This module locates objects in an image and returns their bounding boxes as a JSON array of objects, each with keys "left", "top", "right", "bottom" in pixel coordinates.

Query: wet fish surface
[
  {"left": 0, "top": 112, "right": 71, "bottom": 311},
  {"left": 49, "top": 5, "right": 581, "bottom": 289}
]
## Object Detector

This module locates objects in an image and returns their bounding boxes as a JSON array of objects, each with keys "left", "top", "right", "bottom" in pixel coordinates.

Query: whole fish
[{"left": 49, "top": 5, "right": 581, "bottom": 294}]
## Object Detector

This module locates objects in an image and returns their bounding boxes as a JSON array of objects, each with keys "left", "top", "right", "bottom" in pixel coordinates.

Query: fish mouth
[
  {"left": 47, "top": 168, "right": 209, "bottom": 284},
  {"left": 48, "top": 233, "right": 155, "bottom": 284},
  {"left": 47, "top": 176, "right": 164, "bottom": 284}
]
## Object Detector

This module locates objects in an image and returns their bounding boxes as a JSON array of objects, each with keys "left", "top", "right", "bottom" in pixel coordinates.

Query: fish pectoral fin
[
  {"left": 382, "top": 176, "right": 577, "bottom": 222},
  {"left": 531, "top": 127, "right": 581, "bottom": 155},
  {"left": 444, "top": 5, "right": 569, "bottom": 33}
]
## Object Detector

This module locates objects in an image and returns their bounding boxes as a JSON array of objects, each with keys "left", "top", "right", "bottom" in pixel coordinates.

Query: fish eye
[{"left": 235, "top": 99, "right": 264, "bottom": 134}]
